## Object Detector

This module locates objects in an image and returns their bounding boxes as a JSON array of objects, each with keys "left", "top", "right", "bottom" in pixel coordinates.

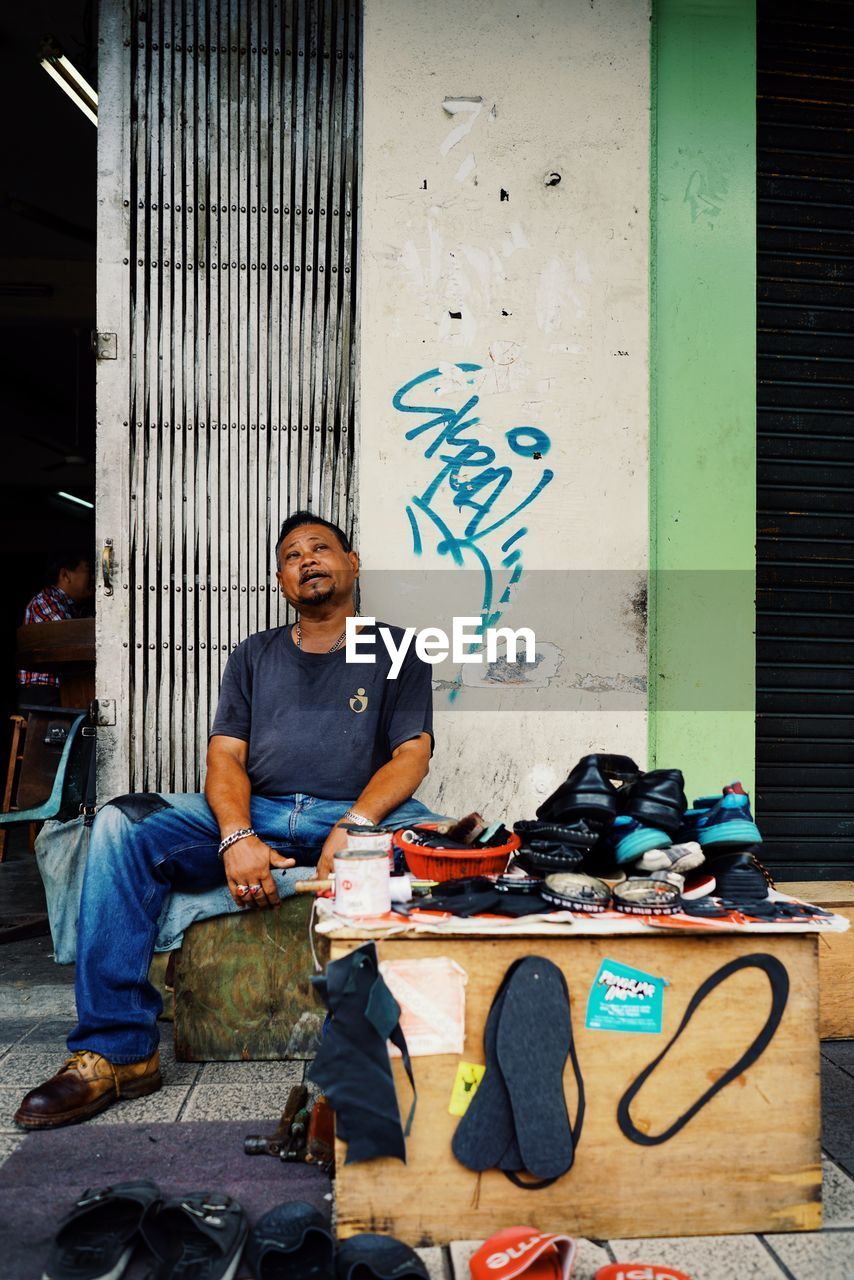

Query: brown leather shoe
[{"left": 14, "top": 1049, "right": 161, "bottom": 1130}]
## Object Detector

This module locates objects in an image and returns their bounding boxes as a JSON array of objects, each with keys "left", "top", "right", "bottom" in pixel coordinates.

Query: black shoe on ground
[
  {"left": 43, "top": 1180, "right": 161, "bottom": 1280},
  {"left": 337, "top": 1235, "right": 429, "bottom": 1280},
  {"left": 140, "top": 1192, "right": 248, "bottom": 1280},
  {"left": 244, "top": 1201, "right": 333, "bottom": 1280}
]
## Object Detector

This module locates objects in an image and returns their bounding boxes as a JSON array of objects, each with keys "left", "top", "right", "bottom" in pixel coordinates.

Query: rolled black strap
[{"left": 617, "top": 953, "right": 789, "bottom": 1146}]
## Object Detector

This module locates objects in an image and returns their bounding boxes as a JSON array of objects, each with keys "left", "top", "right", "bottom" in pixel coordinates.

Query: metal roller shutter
[
  {"left": 757, "top": 0, "right": 854, "bottom": 879},
  {"left": 97, "top": 0, "right": 361, "bottom": 796}
]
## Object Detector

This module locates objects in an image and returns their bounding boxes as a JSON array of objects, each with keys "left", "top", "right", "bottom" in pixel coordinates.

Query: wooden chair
[
  {"left": 0, "top": 715, "right": 33, "bottom": 862},
  {"left": 1, "top": 618, "right": 96, "bottom": 863}
]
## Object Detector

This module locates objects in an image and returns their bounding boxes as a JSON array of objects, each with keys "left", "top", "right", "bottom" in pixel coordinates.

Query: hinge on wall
[
  {"left": 96, "top": 699, "right": 116, "bottom": 726},
  {"left": 91, "top": 330, "right": 117, "bottom": 360}
]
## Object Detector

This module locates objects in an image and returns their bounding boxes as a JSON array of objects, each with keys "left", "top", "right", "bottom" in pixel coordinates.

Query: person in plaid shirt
[{"left": 17, "top": 552, "right": 94, "bottom": 706}]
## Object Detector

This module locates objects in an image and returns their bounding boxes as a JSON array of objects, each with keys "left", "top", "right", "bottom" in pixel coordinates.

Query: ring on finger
[
  {"left": 249, "top": 884, "right": 263, "bottom": 895},
  {"left": 237, "top": 884, "right": 250, "bottom": 896}
]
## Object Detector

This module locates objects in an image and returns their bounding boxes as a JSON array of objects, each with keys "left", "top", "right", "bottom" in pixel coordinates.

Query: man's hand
[
  {"left": 314, "top": 823, "right": 351, "bottom": 881},
  {"left": 308, "top": 735, "right": 431, "bottom": 883},
  {"left": 223, "top": 835, "right": 295, "bottom": 909}
]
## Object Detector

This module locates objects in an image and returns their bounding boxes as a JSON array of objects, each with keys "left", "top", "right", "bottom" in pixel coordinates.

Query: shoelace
[
  {"left": 63, "top": 1051, "right": 123, "bottom": 1097},
  {"left": 754, "top": 855, "right": 775, "bottom": 888}
]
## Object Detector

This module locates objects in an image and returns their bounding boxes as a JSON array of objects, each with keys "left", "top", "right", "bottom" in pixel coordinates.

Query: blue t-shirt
[{"left": 210, "top": 622, "right": 434, "bottom": 799}]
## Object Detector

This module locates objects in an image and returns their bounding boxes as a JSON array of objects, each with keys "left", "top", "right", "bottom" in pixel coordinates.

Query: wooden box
[
  {"left": 779, "top": 881, "right": 854, "bottom": 1039},
  {"left": 332, "top": 931, "right": 821, "bottom": 1242}
]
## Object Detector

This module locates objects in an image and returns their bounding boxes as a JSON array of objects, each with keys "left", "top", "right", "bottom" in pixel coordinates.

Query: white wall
[{"left": 358, "top": 0, "right": 651, "bottom": 818}]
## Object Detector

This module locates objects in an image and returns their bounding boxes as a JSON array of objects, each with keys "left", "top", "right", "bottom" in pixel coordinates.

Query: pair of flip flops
[
  {"left": 44, "top": 1182, "right": 247, "bottom": 1280},
  {"left": 452, "top": 956, "right": 584, "bottom": 1187}
]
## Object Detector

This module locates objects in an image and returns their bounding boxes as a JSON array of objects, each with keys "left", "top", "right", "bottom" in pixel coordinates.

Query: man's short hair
[
  {"left": 275, "top": 511, "right": 352, "bottom": 566},
  {"left": 46, "top": 551, "right": 91, "bottom": 586}
]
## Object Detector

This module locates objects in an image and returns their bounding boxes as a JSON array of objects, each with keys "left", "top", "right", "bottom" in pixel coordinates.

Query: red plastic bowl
[{"left": 392, "top": 823, "right": 520, "bottom": 881}]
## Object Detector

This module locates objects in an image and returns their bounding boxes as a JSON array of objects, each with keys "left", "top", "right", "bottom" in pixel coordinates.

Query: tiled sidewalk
[{"left": 2, "top": 1013, "right": 853, "bottom": 1279}]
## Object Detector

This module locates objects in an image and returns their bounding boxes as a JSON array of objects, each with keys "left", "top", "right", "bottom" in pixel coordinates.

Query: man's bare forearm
[
  {"left": 349, "top": 748, "right": 429, "bottom": 824},
  {"left": 204, "top": 750, "right": 252, "bottom": 838}
]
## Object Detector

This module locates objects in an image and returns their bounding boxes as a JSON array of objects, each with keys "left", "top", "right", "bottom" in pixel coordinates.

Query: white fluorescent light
[
  {"left": 40, "top": 50, "right": 98, "bottom": 126},
  {"left": 57, "top": 490, "right": 94, "bottom": 509}
]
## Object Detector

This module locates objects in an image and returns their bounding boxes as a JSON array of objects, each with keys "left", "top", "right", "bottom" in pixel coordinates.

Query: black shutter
[{"left": 757, "top": 1, "right": 854, "bottom": 880}]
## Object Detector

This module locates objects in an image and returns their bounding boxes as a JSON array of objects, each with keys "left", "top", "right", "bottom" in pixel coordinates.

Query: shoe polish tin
[
  {"left": 541, "top": 872, "right": 612, "bottom": 913},
  {"left": 612, "top": 877, "right": 680, "bottom": 916},
  {"left": 340, "top": 823, "right": 395, "bottom": 870},
  {"left": 334, "top": 849, "right": 391, "bottom": 916}
]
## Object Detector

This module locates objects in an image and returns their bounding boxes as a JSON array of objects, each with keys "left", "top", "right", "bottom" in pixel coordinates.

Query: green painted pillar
[{"left": 649, "top": 0, "right": 756, "bottom": 799}]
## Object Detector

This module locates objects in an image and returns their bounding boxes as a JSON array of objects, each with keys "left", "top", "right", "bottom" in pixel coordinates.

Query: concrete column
[{"left": 358, "top": 0, "right": 651, "bottom": 816}]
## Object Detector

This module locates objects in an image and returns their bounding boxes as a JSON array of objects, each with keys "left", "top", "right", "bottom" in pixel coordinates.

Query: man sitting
[
  {"left": 16, "top": 512, "right": 440, "bottom": 1129},
  {"left": 17, "top": 551, "right": 94, "bottom": 707}
]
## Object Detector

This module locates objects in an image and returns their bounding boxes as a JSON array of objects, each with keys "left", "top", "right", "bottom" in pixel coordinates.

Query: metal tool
[{"left": 243, "top": 1083, "right": 308, "bottom": 1158}]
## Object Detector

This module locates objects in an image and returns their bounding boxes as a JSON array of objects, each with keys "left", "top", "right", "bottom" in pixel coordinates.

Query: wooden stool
[{"left": 172, "top": 894, "right": 325, "bottom": 1061}]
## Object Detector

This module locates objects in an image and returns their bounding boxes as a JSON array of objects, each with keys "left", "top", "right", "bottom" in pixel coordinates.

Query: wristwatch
[{"left": 340, "top": 809, "right": 373, "bottom": 827}]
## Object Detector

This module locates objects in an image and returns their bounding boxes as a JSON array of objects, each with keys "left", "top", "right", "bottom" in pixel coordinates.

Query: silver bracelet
[
  {"left": 340, "top": 809, "right": 373, "bottom": 827},
  {"left": 218, "top": 827, "right": 256, "bottom": 859}
]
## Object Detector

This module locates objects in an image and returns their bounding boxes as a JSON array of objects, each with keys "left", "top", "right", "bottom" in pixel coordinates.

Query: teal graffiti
[{"left": 392, "top": 364, "right": 554, "bottom": 636}]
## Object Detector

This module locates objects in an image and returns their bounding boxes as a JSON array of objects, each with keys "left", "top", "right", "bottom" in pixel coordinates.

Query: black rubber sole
[
  {"left": 536, "top": 792, "right": 618, "bottom": 824},
  {"left": 627, "top": 796, "right": 685, "bottom": 836}
]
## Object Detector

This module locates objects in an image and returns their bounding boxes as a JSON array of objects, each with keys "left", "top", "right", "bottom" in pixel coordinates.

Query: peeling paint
[
  {"left": 440, "top": 96, "right": 484, "bottom": 156},
  {"left": 462, "top": 641, "right": 563, "bottom": 688},
  {"left": 501, "top": 222, "right": 529, "bottom": 258},
  {"left": 624, "top": 579, "right": 648, "bottom": 654},
  {"left": 535, "top": 255, "right": 588, "bottom": 334},
  {"left": 574, "top": 247, "right": 593, "bottom": 284},
  {"left": 455, "top": 152, "right": 476, "bottom": 183},
  {"left": 569, "top": 672, "right": 647, "bottom": 694}
]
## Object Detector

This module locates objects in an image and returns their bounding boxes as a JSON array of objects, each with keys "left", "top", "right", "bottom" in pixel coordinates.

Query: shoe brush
[{"left": 441, "top": 812, "right": 487, "bottom": 844}]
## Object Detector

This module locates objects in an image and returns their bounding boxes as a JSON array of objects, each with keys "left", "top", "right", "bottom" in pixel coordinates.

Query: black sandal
[
  {"left": 139, "top": 1192, "right": 248, "bottom": 1280},
  {"left": 43, "top": 1180, "right": 161, "bottom": 1280}
]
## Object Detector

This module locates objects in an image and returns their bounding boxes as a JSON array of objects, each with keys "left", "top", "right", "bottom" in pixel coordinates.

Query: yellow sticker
[{"left": 449, "top": 1061, "right": 486, "bottom": 1116}]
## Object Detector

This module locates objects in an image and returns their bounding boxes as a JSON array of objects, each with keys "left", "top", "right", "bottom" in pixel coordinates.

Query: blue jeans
[{"left": 67, "top": 791, "right": 440, "bottom": 1063}]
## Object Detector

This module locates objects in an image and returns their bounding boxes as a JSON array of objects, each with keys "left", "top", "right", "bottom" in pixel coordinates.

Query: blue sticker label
[{"left": 585, "top": 958, "right": 667, "bottom": 1034}]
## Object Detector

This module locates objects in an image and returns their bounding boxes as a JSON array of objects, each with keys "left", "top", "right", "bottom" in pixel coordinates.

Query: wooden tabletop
[{"left": 16, "top": 617, "right": 95, "bottom": 668}]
